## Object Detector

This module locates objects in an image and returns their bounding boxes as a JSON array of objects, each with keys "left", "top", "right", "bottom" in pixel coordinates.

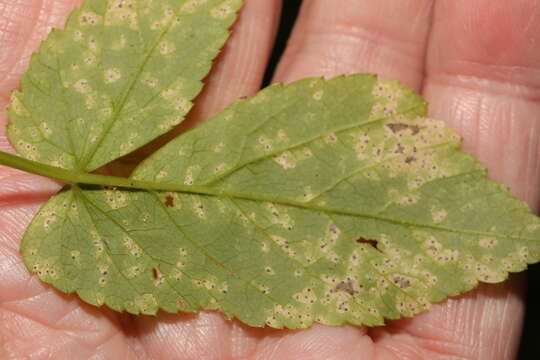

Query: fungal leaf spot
[
  {"left": 335, "top": 279, "right": 359, "bottom": 296},
  {"left": 356, "top": 238, "right": 381, "bottom": 253},
  {"left": 386, "top": 123, "right": 421, "bottom": 135},
  {"left": 165, "top": 195, "right": 175, "bottom": 208}
]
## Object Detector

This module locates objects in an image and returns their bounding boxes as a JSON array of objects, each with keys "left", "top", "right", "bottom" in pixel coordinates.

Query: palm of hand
[{"left": 1, "top": 1, "right": 538, "bottom": 359}]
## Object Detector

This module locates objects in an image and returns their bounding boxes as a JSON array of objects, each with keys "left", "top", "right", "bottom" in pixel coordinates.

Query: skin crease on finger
[{"left": 0, "top": 1, "right": 538, "bottom": 360}]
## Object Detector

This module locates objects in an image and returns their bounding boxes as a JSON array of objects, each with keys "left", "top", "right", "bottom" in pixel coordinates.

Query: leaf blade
[
  {"left": 7, "top": 0, "right": 243, "bottom": 171},
  {"left": 21, "top": 75, "right": 540, "bottom": 328}
]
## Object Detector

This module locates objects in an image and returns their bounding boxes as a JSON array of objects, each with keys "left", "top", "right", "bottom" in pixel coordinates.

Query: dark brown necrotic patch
[
  {"left": 405, "top": 156, "right": 416, "bottom": 164},
  {"left": 386, "top": 123, "right": 420, "bottom": 135},
  {"left": 335, "top": 279, "right": 358, "bottom": 296},
  {"left": 392, "top": 275, "right": 411, "bottom": 289},
  {"left": 164, "top": 195, "right": 175, "bottom": 207},
  {"left": 356, "top": 237, "right": 381, "bottom": 253}
]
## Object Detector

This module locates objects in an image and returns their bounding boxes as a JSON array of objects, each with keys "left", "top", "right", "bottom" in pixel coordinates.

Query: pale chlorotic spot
[
  {"left": 214, "top": 163, "right": 226, "bottom": 174},
  {"left": 214, "top": 142, "right": 225, "bottom": 152},
  {"left": 156, "top": 171, "right": 168, "bottom": 179},
  {"left": 73, "top": 79, "right": 91, "bottom": 93},
  {"left": 79, "top": 11, "right": 102, "bottom": 26},
  {"left": 324, "top": 133, "right": 337, "bottom": 144},
  {"left": 143, "top": 74, "right": 158, "bottom": 88},
  {"left": 277, "top": 129, "right": 289, "bottom": 142},
  {"left": 312, "top": 90, "right": 324, "bottom": 101},
  {"left": 479, "top": 238, "right": 498, "bottom": 248},
  {"left": 104, "top": 68, "right": 122, "bottom": 84},
  {"left": 88, "top": 37, "right": 99, "bottom": 52},
  {"left": 193, "top": 201, "right": 206, "bottom": 219},
  {"left": 159, "top": 41, "right": 175, "bottom": 55},
  {"left": 272, "top": 151, "right": 296, "bottom": 169},
  {"left": 174, "top": 98, "right": 192, "bottom": 113},
  {"left": 211, "top": 3, "right": 233, "bottom": 19},
  {"left": 73, "top": 30, "right": 84, "bottom": 41},
  {"left": 431, "top": 207, "right": 448, "bottom": 223},
  {"left": 83, "top": 53, "right": 96, "bottom": 66},
  {"left": 10, "top": 94, "right": 30, "bottom": 116},
  {"left": 181, "top": 0, "right": 209, "bottom": 14},
  {"left": 258, "top": 137, "right": 273, "bottom": 151}
]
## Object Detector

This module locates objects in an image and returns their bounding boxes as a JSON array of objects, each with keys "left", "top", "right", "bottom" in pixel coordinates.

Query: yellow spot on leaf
[
  {"left": 313, "top": 90, "right": 324, "bottom": 101},
  {"left": 73, "top": 79, "right": 91, "bottom": 93},
  {"left": 79, "top": 11, "right": 101, "bottom": 26},
  {"left": 182, "top": 0, "right": 208, "bottom": 13},
  {"left": 10, "top": 94, "right": 30, "bottom": 117},
  {"left": 431, "top": 207, "right": 448, "bottom": 223},
  {"left": 104, "top": 68, "right": 122, "bottom": 84},
  {"left": 272, "top": 151, "right": 296, "bottom": 169},
  {"left": 159, "top": 41, "right": 175, "bottom": 55}
]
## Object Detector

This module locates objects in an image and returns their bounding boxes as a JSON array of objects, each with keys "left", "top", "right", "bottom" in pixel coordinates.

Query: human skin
[{"left": 1, "top": 0, "right": 539, "bottom": 359}]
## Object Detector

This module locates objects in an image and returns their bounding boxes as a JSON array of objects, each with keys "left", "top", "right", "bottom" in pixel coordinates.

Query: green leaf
[
  {"left": 7, "top": 0, "right": 242, "bottom": 172},
  {"left": 17, "top": 75, "right": 540, "bottom": 328}
]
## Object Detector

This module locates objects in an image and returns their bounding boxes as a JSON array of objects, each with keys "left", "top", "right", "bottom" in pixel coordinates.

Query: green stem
[
  {"left": 0, "top": 150, "right": 83, "bottom": 184},
  {"left": 0, "top": 150, "right": 218, "bottom": 194}
]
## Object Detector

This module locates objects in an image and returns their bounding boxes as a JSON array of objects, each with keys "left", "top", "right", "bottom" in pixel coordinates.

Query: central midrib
[
  {"left": 0, "top": 149, "right": 532, "bottom": 242},
  {"left": 68, "top": 171, "right": 534, "bottom": 242}
]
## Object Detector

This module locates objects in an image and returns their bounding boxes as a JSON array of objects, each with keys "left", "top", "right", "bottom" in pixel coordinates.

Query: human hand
[{"left": 1, "top": 1, "right": 538, "bottom": 358}]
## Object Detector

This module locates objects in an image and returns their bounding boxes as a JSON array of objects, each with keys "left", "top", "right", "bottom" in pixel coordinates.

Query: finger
[
  {"left": 133, "top": 312, "right": 375, "bottom": 360},
  {"left": 272, "top": 0, "right": 434, "bottom": 91},
  {"left": 370, "top": 279, "right": 525, "bottom": 360},
  {"left": 131, "top": 312, "right": 261, "bottom": 360},
  {"left": 423, "top": 0, "right": 540, "bottom": 209},
  {"left": 253, "top": 324, "right": 373, "bottom": 360}
]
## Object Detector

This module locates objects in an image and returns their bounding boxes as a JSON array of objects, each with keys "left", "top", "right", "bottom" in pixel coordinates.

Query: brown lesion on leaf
[
  {"left": 405, "top": 156, "right": 416, "bottom": 164},
  {"left": 164, "top": 195, "right": 175, "bottom": 207},
  {"left": 386, "top": 123, "right": 421, "bottom": 135},
  {"left": 335, "top": 279, "right": 359, "bottom": 296},
  {"left": 356, "top": 237, "right": 382, "bottom": 253},
  {"left": 152, "top": 267, "right": 159, "bottom": 280},
  {"left": 391, "top": 275, "right": 411, "bottom": 290}
]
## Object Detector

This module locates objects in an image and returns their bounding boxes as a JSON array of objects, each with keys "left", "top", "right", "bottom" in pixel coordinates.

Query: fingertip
[{"left": 272, "top": 0, "right": 434, "bottom": 90}]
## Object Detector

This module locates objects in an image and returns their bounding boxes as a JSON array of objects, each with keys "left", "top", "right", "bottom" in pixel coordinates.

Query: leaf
[
  {"left": 7, "top": 0, "right": 242, "bottom": 172},
  {"left": 17, "top": 74, "right": 540, "bottom": 329}
]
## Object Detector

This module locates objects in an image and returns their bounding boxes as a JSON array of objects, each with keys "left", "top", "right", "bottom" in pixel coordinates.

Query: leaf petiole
[{"left": 0, "top": 150, "right": 198, "bottom": 192}]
